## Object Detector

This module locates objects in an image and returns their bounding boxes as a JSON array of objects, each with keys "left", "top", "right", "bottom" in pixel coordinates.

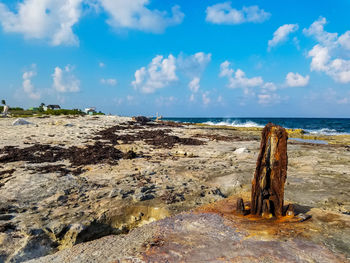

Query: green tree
[{"left": 39, "top": 102, "right": 45, "bottom": 112}]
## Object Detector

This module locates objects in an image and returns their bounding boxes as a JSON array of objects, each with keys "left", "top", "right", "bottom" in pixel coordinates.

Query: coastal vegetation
[
  {"left": 1, "top": 100, "right": 104, "bottom": 117},
  {"left": 44, "top": 109, "right": 85, "bottom": 116}
]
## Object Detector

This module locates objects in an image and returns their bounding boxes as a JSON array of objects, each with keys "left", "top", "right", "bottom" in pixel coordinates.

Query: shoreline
[
  {"left": 0, "top": 115, "right": 349, "bottom": 261},
  {"left": 5, "top": 114, "right": 350, "bottom": 145},
  {"left": 190, "top": 122, "right": 350, "bottom": 145}
]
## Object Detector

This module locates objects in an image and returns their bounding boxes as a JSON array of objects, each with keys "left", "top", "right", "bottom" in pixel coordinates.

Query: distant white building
[
  {"left": 43, "top": 105, "right": 61, "bottom": 111},
  {"left": 85, "top": 107, "right": 96, "bottom": 115},
  {"left": 2, "top": 105, "right": 9, "bottom": 117}
]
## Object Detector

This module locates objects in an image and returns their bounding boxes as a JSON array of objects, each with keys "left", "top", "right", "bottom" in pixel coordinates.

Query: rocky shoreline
[{"left": 0, "top": 115, "right": 349, "bottom": 262}]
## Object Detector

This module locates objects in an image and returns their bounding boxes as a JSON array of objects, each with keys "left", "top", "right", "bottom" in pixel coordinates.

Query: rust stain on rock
[{"left": 196, "top": 196, "right": 314, "bottom": 239}]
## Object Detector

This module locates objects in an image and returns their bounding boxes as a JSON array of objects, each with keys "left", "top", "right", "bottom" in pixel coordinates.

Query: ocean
[{"left": 159, "top": 118, "right": 350, "bottom": 135}]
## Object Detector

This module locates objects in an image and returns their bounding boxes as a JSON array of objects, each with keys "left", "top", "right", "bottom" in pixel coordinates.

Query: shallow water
[{"left": 289, "top": 137, "right": 328, "bottom": 145}]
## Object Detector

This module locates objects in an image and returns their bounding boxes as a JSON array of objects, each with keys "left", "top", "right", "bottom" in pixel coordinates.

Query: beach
[{"left": 0, "top": 115, "right": 349, "bottom": 262}]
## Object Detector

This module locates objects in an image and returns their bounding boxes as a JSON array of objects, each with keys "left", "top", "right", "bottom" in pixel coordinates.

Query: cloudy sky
[{"left": 0, "top": 0, "right": 350, "bottom": 117}]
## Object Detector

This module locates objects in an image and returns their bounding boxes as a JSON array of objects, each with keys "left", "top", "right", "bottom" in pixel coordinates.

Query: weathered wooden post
[{"left": 250, "top": 123, "right": 288, "bottom": 218}]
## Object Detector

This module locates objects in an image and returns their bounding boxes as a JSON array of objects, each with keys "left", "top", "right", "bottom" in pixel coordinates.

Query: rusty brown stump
[{"left": 250, "top": 123, "right": 288, "bottom": 218}]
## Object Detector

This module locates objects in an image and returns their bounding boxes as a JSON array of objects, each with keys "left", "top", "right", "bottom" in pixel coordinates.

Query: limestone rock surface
[{"left": 27, "top": 210, "right": 349, "bottom": 263}]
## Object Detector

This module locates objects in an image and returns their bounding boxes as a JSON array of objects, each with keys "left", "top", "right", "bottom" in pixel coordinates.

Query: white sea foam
[
  {"left": 202, "top": 121, "right": 349, "bottom": 135},
  {"left": 203, "top": 120, "right": 264, "bottom": 128},
  {"left": 306, "top": 128, "right": 347, "bottom": 136},
  {"left": 165, "top": 118, "right": 350, "bottom": 136}
]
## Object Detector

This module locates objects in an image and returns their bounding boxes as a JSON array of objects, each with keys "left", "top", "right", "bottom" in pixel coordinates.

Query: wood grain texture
[{"left": 251, "top": 123, "right": 288, "bottom": 217}]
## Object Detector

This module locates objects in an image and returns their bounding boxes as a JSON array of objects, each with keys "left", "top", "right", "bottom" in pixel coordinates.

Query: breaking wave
[
  {"left": 160, "top": 117, "right": 350, "bottom": 136},
  {"left": 306, "top": 128, "right": 349, "bottom": 136},
  {"left": 203, "top": 120, "right": 264, "bottom": 128}
]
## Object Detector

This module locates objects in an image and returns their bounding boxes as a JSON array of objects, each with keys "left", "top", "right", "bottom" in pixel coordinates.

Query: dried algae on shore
[{"left": 0, "top": 116, "right": 349, "bottom": 262}]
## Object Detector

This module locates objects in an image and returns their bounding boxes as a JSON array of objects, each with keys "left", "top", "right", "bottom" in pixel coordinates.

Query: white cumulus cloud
[
  {"left": 338, "top": 31, "right": 350, "bottom": 50},
  {"left": 132, "top": 52, "right": 211, "bottom": 94},
  {"left": 304, "top": 17, "right": 350, "bottom": 83},
  {"left": 99, "top": 0, "right": 184, "bottom": 33},
  {"left": 0, "top": 1, "right": 185, "bottom": 45},
  {"left": 0, "top": 0, "right": 82, "bottom": 46},
  {"left": 22, "top": 65, "right": 41, "bottom": 100},
  {"left": 52, "top": 65, "right": 80, "bottom": 93},
  {"left": 206, "top": 2, "right": 270, "bottom": 25},
  {"left": 188, "top": 77, "right": 200, "bottom": 93},
  {"left": 303, "top": 17, "right": 338, "bottom": 47},
  {"left": 220, "top": 61, "right": 282, "bottom": 104},
  {"left": 220, "top": 61, "right": 263, "bottom": 91},
  {"left": 258, "top": 83, "right": 281, "bottom": 105},
  {"left": 286, "top": 72, "right": 310, "bottom": 87},
  {"left": 178, "top": 52, "right": 211, "bottom": 95},
  {"left": 268, "top": 24, "right": 299, "bottom": 50},
  {"left": 262, "top": 82, "right": 277, "bottom": 92},
  {"left": 132, "top": 55, "right": 177, "bottom": 94},
  {"left": 100, "top": 78, "right": 117, "bottom": 86}
]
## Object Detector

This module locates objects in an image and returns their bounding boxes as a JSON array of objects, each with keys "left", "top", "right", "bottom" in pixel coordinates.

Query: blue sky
[{"left": 0, "top": 0, "right": 350, "bottom": 117}]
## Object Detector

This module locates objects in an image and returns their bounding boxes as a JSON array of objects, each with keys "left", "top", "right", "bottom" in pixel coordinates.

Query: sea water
[{"left": 159, "top": 118, "right": 350, "bottom": 136}]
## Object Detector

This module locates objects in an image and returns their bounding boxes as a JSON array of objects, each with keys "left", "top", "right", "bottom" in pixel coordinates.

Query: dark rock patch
[
  {"left": 123, "top": 150, "right": 137, "bottom": 159},
  {"left": 133, "top": 116, "right": 151, "bottom": 125},
  {"left": 30, "top": 166, "right": 88, "bottom": 177},
  {"left": 0, "top": 204, "right": 26, "bottom": 214},
  {"left": 154, "top": 121, "right": 184, "bottom": 128},
  {"left": 139, "top": 194, "right": 155, "bottom": 201},
  {"left": 28, "top": 165, "right": 71, "bottom": 176},
  {"left": 161, "top": 192, "right": 186, "bottom": 204},
  {"left": 0, "top": 169, "right": 16, "bottom": 177},
  {"left": 0, "top": 214, "right": 14, "bottom": 221},
  {"left": 141, "top": 185, "right": 156, "bottom": 193},
  {"left": 120, "top": 190, "right": 135, "bottom": 199},
  {"left": 0, "top": 222, "right": 16, "bottom": 232}
]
